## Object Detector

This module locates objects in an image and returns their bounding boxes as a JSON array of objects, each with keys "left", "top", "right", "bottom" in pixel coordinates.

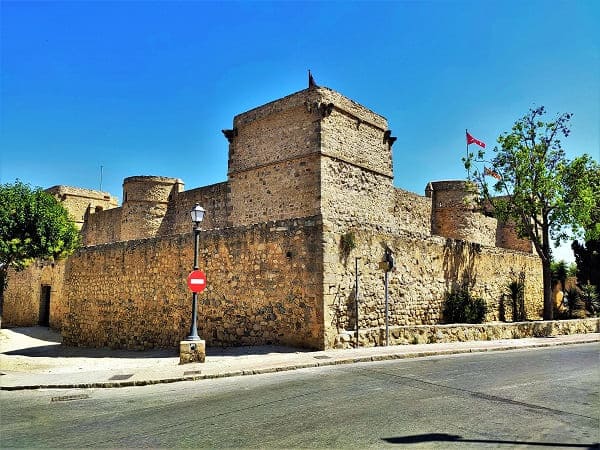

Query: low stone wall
[{"left": 334, "top": 318, "right": 600, "bottom": 348}]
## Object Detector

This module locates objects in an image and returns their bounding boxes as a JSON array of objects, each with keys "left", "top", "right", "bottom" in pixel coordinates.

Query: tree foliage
[
  {"left": 464, "top": 106, "right": 600, "bottom": 320},
  {"left": 572, "top": 239, "right": 600, "bottom": 297},
  {"left": 0, "top": 181, "right": 80, "bottom": 298}
]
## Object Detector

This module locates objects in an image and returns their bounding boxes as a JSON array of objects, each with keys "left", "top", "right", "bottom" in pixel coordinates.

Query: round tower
[
  {"left": 120, "top": 176, "right": 184, "bottom": 241},
  {"left": 428, "top": 180, "right": 495, "bottom": 245}
]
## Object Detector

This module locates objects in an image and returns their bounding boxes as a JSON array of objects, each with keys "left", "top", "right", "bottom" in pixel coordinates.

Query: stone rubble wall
[
  {"left": 228, "top": 155, "right": 321, "bottom": 227},
  {"left": 229, "top": 96, "right": 321, "bottom": 174},
  {"left": 45, "top": 185, "right": 118, "bottom": 229},
  {"left": 320, "top": 107, "right": 392, "bottom": 177},
  {"left": 81, "top": 207, "right": 122, "bottom": 246},
  {"left": 227, "top": 89, "right": 323, "bottom": 227},
  {"left": 61, "top": 217, "right": 324, "bottom": 350},
  {"left": 320, "top": 157, "right": 395, "bottom": 231},
  {"left": 393, "top": 188, "right": 432, "bottom": 235},
  {"left": 322, "top": 226, "right": 543, "bottom": 348},
  {"left": 2, "top": 261, "right": 66, "bottom": 329},
  {"left": 157, "top": 182, "right": 231, "bottom": 236},
  {"left": 80, "top": 181, "right": 230, "bottom": 246},
  {"left": 334, "top": 318, "right": 600, "bottom": 348},
  {"left": 120, "top": 176, "right": 184, "bottom": 241}
]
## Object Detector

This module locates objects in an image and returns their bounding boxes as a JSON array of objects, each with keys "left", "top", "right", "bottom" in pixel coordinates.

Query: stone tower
[
  {"left": 120, "top": 176, "right": 184, "bottom": 241},
  {"left": 224, "top": 86, "right": 396, "bottom": 229}
]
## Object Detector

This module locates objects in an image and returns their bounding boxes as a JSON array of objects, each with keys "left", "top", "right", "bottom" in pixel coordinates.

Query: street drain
[
  {"left": 314, "top": 355, "right": 332, "bottom": 360},
  {"left": 51, "top": 394, "right": 90, "bottom": 402},
  {"left": 184, "top": 370, "right": 202, "bottom": 376},
  {"left": 109, "top": 374, "right": 133, "bottom": 381}
]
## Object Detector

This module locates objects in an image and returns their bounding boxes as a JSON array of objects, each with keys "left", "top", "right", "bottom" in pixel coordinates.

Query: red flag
[
  {"left": 484, "top": 166, "right": 502, "bottom": 180},
  {"left": 466, "top": 131, "right": 486, "bottom": 148}
]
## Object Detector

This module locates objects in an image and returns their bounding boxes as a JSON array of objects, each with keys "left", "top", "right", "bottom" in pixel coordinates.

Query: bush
[
  {"left": 580, "top": 283, "right": 599, "bottom": 317},
  {"left": 443, "top": 287, "right": 487, "bottom": 324},
  {"left": 565, "top": 287, "right": 587, "bottom": 319},
  {"left": 507, "top": 279, "right": 526, "bottom": 322}
]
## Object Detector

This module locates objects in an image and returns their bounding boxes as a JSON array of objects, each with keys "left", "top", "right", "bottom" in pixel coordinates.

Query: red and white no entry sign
[{"left": 187, "top": 270, "right": 207, "bottom": 293}]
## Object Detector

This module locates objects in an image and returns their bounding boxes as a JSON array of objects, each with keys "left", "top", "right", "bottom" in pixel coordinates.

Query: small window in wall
[
  {"left": 95, "top": 206, "right": 103, "bottom": 213},
  {"left": 39, "top": 285, "right": 51, "bottom": 326}
]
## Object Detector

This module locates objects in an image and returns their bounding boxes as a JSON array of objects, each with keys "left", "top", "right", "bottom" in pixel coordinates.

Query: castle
[{"left": 2, "top": 85, "right": 543, "bottom": 350}]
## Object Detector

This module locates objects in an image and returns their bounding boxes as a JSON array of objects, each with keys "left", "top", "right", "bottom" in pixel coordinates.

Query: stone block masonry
[
  {"left": 322, "top": 226, "right": 542, "bottom": 348},
  {"left": 336, "top": 318, "right": 600, "bottom": 348},
  {"left": 46, "top": 186, "right": 118, "bottom": 229},
  {"left": 61, "top": 217, "right": 323, "bottom": 350}
]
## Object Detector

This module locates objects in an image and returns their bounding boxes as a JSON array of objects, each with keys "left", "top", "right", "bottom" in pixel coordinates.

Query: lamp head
[{"left": 190, "top": 203, "right": 205, "bottom": 225}]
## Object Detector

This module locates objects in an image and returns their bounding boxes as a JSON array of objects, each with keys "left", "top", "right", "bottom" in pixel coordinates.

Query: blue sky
[{"left": 1, "top": 0, "right": 599, "bottom": 261}]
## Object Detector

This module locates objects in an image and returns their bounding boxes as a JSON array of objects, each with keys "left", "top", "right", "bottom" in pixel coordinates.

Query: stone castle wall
[
  {"left": 429, "top": 180, "right": 496, "bottom": 246},
  {"left": 46, "top": 185, "right": 118, "bottom": 229},
  {"left": 82, "top": 207, "right": 122, "bottom": 246},
  {"left": 322, "top": 227, "right": 543, "bottom": 348},
  {"left": 393, "top": 188, "right": 432, "bottom": 235},
  {"left": 120, "top": 176, "right": 184, "bottom": 241},
  {"left": 158, "top": 182, "right": 231, "bottom": 235},
  {"left": 318, "top": 91, "right": 392, "bottom": 177},
  {"left": 61, "top": 217, "right": 324, "bottom": 350},
  {"left": 2, "top": 261, "right": 66, "bottom": 329},
  {"left": 228, "top": 155, "right": 321, "bottom": 226},
  {"left": 81, "top": 181, "right": 230, "bottom": 246},
  {"left": 227, "top": 89, "right": 323, "bottom": 227}
]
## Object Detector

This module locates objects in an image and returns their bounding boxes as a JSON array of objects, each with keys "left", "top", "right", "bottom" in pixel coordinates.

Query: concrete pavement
[{"left": 1, "top": 327, "right": 598, "bottom": 391}]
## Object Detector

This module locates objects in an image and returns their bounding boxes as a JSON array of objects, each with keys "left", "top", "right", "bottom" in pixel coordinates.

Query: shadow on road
[
  {"left": 1, "top": 326, "right": 308, "bottom": 359},
  {"left": 382, "top": 433, "right": 598, "bottom": 448}
]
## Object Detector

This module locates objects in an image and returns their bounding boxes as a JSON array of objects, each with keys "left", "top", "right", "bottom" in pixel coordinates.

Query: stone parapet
[{"left": 334, "top": 318, "right": 600, "bottom": 348}]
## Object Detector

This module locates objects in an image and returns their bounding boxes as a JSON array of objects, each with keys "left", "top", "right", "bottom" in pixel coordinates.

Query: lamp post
[{"left": 187, "top": 203, "right": 205, "bottom": 341}]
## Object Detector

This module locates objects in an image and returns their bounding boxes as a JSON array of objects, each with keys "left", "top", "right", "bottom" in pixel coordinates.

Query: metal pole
[
  {"left": 355, "top": 257, "right": 360, "bottom": 348},
  {"left": 466, "top": 128, "right": 470, "bottom": 180},
  {"left": 187, "top": 226, "right": 201, "bottom": 340},
  {"left": 193, "top": 226, "right": 200, "bottom": 271},
  {"left": 384, "top": 270, "right": 389, "bottom": 346}
]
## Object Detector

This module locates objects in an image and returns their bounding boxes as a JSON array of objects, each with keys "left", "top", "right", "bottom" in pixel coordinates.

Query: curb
[{"left": 2, "top": 337, "right": 598, "bottom": 391}]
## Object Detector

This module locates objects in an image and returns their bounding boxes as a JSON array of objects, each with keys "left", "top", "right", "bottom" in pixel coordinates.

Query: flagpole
[{"left": 465, "top": 128, "right": 470, "bottom": 180}]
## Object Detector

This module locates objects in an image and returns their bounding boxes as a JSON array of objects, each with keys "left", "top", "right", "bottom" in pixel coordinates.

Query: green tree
[
  {"left": 464, "top": 106, "right": 600, "bottom": 320},
  {"left": 0, "top": 181, "right": 80, "bottom": 321},
  {"left": 572, "top": 239, "right": 600, "bottom": 297}
]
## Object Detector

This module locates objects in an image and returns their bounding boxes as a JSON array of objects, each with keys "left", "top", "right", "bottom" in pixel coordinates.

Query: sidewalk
[{"left": 1, "top": 327, "right": 598, "bottom": 391}]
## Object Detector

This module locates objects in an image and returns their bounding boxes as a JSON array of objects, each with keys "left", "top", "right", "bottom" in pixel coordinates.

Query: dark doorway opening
[{"left": 39, "top": 285, "right": 51, "bottom": 326}]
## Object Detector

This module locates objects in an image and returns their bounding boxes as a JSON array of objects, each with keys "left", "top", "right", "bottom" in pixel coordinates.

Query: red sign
[{"left": 187, "top": 270, "right": 207, "bottom": 293}]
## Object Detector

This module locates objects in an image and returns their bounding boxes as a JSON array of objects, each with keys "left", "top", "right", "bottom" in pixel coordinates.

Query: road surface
[{"left": 1, "top": 343, "right": 598, "bottom": 448}]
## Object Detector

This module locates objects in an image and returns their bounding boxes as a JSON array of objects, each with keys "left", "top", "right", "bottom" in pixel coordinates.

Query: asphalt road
[{"left": 1, "top": 343, "right": 598, "bottom": 448}]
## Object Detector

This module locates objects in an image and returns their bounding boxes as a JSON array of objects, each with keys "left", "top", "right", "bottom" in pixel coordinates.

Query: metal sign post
[
  {"left": 385, "top": 270, "right": 389, "bottom": 346},
  {"left": 355, "top": 257, "right": 360, "bottom": 348},
  {"left": 383, "top": 247, "right": 395, "bottom": 347}
]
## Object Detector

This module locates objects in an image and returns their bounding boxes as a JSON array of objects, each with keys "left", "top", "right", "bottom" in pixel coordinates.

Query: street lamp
[{"left": 187, "top": 203, "right": 205, "bottom": 341}]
